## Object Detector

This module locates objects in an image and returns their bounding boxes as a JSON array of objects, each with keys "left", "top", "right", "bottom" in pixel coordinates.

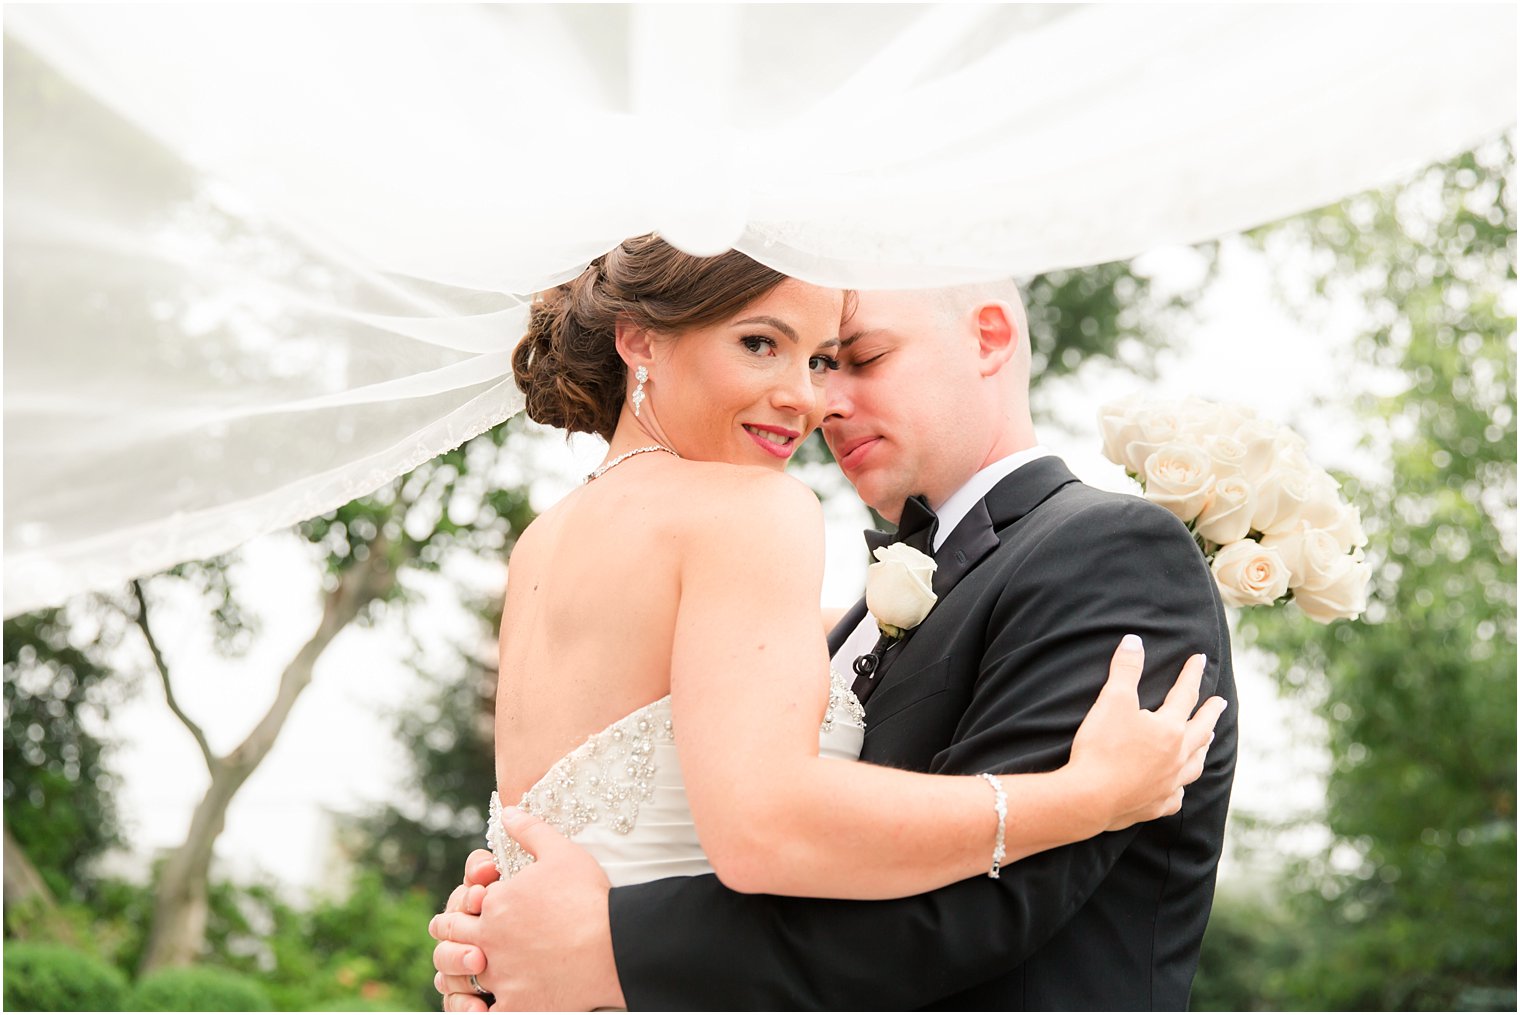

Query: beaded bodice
[{"left": 487, "top": 670, "right": 865, "bottom": 885}]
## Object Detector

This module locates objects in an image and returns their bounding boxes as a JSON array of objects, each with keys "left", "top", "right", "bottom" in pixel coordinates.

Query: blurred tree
[
  {"left": 1191, "top": 891, "right": 1304, "bottom": 1011},
  {"left": 1022, "top": 252, "right": 1217, "bottom": 388},
  {"left": 127, "top": 416, "right": 538, "bottom": 972},
  {"left": 1209, "top": 135, "right": 1516, "bottom": 1010},
  {"left": 3, "top": 607, "right": 133, "bottom": 931},
  {"left": 200, "top": 873, "right": 438, "bottom": 1012},
  {"left": 127, "top": 548, "right": 392, "bottom": 974},
  {"left": 351, "top": 596, "right": 500, "bottom": 903},
  {"left": 2, "top": 870, "right": 443, "bottom": 1012},
  {"left": 3, "top": 416, "right": 538, "bottom": 973}
]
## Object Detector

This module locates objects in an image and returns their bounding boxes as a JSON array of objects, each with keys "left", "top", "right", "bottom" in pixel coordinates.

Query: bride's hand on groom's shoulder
[{"left": 1069, "top": 635, "right": 1227, "bottom": 833}]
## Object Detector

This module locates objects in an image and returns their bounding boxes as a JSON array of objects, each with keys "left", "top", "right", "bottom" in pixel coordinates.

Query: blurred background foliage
[
  {"left": 1193, "top": 136, "right": 1516, "bottom": 1012},
  {"left": 5, "top": 139, "right": 1514, "bottom": 1009}
]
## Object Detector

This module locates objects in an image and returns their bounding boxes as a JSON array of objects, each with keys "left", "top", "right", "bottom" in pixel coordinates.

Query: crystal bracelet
[{"left": 979, "top": 772, "right": 1008, "bottom": 878}]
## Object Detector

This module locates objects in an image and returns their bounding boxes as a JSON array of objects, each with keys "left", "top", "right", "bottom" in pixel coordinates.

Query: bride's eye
[
  {"left": 740, "top": 335, "right": 777, "bottom": 355},
  {"left": 808, "top": 353, "right": 840, "bottom": 375}
]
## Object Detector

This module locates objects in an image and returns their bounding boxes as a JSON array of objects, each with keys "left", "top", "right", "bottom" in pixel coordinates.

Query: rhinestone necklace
[{"left": 584, "top": 444, "right": 679, "bottom": 483}]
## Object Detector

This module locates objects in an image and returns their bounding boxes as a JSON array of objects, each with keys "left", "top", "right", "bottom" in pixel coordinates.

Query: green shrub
[
  {"left": 2, "top": 941, "right": 131, "bottom": 1012},
  {"left": 310, "top": 998, "right": 415, "bottom": 1012},
  {"left": 257, "top": 873, "right": 440, "bottom": 1012},
  {"left": 131, "top": 966, "right": 271, "bottom": 1012}
]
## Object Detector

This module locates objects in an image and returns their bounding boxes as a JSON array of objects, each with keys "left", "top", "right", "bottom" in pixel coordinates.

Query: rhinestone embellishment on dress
[
  {"left": 487, "top": 673, "right": 865, "bottom": 879},
  {"left": 488, "top": 699, "right": 676, "bottom": 878},
  {"left": 820, "top": 669, "right": 866, "bottom": 733}
]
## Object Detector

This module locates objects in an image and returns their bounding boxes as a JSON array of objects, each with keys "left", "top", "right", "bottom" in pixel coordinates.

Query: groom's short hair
[
  {"left": 934, "top": 279, "right": 1028, "bottom": 341},
  {"left": 933, "top": 279, "right": 1031, "bottom": 379}
]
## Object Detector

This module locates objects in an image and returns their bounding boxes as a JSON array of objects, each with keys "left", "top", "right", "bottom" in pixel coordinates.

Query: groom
[{"left": 432, "top": 282, "right": 1237, "bottom": 1009}]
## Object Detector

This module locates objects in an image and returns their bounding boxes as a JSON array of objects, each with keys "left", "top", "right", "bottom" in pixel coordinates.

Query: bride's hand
[{"left": 1068, "top": 635, "right": 1226, "bottom": 832}]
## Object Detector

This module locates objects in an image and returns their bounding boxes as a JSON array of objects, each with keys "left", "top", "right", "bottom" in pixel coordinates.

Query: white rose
[
  {"left": 1293, "top": 559, "right": 1371, "bottom": 623},
  {"left": 1326, "top": 502, "right": 1368, "bottom": 553},
  {"left": 1175, "top": 397, "right": 1251, "bottom": 441},
  {"left": 1262, "top": 526, "right": 1349, "bottom": 590},
  {"left": 1291, "top": 475, "right": 1367, "bottom": 554},
  {"left": 1121, "top": 408, "right": 1188, "bottom": 475},
  {"left": 1199, "top": 434, "right": 1250, "bottom": 479},
  {"left": 1214, "top": 401, "right": 1259, "bottom": 432},
  {"left": 866, "top": 543, "right": 938, "bottom": 637},
  {"left": 1141, "top": 443, "right": 1215, "bottom": 522},
  {"left": 1259, "top": 525, "right": 1307, "bottom": 583},
  {"left": 1210, "top": 538, "right": 1291, "bottom": 608},
  {"left": 1195, "top": 476, "right": 1257, "bottom": 545},
  {"left": 1296, "top": 469, "right": 1346, "bottom": 529},
  {"left": 1233, "top": 418, "right": 1293, "bottom": 484},
  {"left": 1250, "top": 454, "right": 1315, "bottom": 535},
  {"left": 1098, "top": 399, "right": 1147, "bottom": 470}
]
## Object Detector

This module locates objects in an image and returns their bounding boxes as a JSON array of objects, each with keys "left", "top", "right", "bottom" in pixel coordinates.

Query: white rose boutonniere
[{"left": 866, "top": 543, "right": 938, "bottom": 639}]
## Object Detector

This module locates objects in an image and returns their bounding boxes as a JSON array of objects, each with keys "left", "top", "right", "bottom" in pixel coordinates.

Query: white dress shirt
[{"left": 830, "top": 447, "right": 1052, "bottom": 672}]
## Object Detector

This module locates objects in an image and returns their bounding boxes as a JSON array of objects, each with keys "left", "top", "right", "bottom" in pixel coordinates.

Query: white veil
[{"left": 5, "top": 4, "right": 1514, "bottom": 614}]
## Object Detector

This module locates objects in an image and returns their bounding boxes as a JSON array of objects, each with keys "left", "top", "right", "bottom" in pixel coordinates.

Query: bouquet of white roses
[{"left": 1099, "top": 395, "right": 1370, "bottom": 623}]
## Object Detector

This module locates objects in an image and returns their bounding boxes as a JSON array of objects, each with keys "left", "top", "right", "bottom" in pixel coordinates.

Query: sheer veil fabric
[{"left": 4, "top": 4, "right": 1514, "bottom": 614}]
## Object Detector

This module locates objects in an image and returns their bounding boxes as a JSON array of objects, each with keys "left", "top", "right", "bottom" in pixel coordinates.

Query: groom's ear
[
  {"left": 973, "top": 300, "right": 1020, "bottom": 377},
  {"left": 614, "top": 318, "right": 656, "bottom": 370}
]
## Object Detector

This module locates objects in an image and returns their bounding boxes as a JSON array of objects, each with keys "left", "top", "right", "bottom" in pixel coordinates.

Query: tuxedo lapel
[
  {"left": 930, "top": 498, "right": 999, "bottom": 599},
  {"left": 981, "top": 456, "right": 1082, "bottom": 530},
  {"left": 851, "top": 495, "right": 997, "bottom": 705},
  {"left": 863, "top": 457, "right": 1082, "bottom": 715}
]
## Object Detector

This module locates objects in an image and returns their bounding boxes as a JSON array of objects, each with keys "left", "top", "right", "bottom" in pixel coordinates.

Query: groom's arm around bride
[
  {"left": 438, "top": 470, "right": 1236, "bottom": 1010},
  {"left": 604, "top": 462, "right": 1237, "bottom": 1010},
  {"left": 433, "top": 284, "right": 1238, "bottom": 1010}
]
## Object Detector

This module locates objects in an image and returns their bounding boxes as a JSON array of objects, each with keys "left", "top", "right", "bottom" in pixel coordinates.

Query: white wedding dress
[{"left": 488, "top": 670, "right": 865, "bottom": 885}]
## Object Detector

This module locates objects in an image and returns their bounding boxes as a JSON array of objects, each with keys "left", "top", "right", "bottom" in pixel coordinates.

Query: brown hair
[{"left": 512, "top": 235, "right": 789, "bottom": 440}]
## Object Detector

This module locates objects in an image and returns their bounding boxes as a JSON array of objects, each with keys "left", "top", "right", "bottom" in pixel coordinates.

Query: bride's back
[
  {"left": 494, "top": 461, "right": 686, "bottom": 800},
  {"left": 495, "top": 234, "right": 839, "bottom": 800}
]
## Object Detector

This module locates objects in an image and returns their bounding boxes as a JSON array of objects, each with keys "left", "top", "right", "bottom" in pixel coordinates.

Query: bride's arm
[
  {"left": 820, "top": 605, "right": 849, "bottom": 637},
  {"left": 672, "top": 473, "right": 1222, "bottom": 901}
]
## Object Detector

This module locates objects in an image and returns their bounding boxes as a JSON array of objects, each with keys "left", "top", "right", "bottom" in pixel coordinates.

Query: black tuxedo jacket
[{"left": 608, "top": 457, "right": 1237, "bottom": 1010}]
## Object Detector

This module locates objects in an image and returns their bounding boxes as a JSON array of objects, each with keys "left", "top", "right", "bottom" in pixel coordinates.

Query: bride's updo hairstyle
[{"left": 513, "top": 234, "right": 788, "bottom": 440}]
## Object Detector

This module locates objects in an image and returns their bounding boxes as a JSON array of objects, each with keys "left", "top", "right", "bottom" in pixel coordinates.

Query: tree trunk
[
  {"left": 138, "top": 545, "right": 395, "bottom": 973},
  {"left": 3, "top": 824, "right": 74, "bottom": 942}
]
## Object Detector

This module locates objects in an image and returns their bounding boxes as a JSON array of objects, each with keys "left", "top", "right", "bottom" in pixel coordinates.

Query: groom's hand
[{"left": 430, "top": 807, "right": 625, "bottom": 1012}]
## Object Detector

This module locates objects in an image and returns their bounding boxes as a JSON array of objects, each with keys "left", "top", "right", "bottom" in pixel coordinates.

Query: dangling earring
[{"left": 632, "top": 365, "right": 648, "bottom": 417}]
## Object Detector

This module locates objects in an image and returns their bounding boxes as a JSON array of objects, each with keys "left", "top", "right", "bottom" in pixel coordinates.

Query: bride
[{"left": 477, "top": 235, "right": 1221, "bottom": 910}]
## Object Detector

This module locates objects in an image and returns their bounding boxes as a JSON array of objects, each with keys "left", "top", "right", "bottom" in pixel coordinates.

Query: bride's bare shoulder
[
  {"left": 686, "top": 460, "right": 819, "bottom": 507},
  {"left": 674, "top": 461, "right": 824, "bottom": 536},
  {"left": 505, "top": 487, "right": 584, "bottom": 562},
  {"left": 511, "top": 460, "right": 820, "bottom": 554}
]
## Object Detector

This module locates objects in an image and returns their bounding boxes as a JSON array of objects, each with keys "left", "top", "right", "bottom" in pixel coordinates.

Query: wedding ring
[{"left": 470, "top": 974, "right": 487, "bottom": 996}]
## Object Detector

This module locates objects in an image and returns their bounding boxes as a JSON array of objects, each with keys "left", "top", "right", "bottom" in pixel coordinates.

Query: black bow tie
[{"left": 864, "top": 494, "right": 938, "bottom": 556}]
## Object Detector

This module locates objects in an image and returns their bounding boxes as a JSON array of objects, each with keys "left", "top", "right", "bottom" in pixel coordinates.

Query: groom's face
[{"left": 821, "top": 290, "right": 993, "bottom": 523}]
